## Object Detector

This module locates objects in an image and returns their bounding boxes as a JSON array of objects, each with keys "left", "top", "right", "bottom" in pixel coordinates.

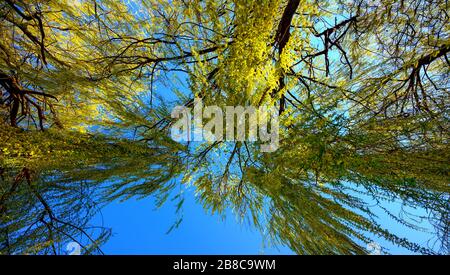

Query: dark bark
[{"left": 274, "top": 0, "right": 301, "bottom": 114}]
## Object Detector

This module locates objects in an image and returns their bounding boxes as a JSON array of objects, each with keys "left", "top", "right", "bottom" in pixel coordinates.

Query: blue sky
[
  {"left": 90, "top": 186, "right": 293, "bottom": 255},
  {"left": 84, "top": 180, "right": 438, "bottom": 255}
]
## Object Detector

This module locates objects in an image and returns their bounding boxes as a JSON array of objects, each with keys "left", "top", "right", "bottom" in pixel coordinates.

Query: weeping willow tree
[
  {"left": 0, "top": 125, "right": 186, "bottom": 254},
  {"left": 1, "top": 0, "right": 449, "bottom": 254}
]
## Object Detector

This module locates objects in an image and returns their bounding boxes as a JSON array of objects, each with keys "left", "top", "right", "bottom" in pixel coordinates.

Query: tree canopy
[{"left": 0, "top": 0, "right": 449, "bottom": 254}]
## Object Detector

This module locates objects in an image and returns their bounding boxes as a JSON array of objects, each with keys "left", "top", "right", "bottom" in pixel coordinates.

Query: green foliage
[{"left": 0, "top": 0, "right": 449, "bottom": 255}]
